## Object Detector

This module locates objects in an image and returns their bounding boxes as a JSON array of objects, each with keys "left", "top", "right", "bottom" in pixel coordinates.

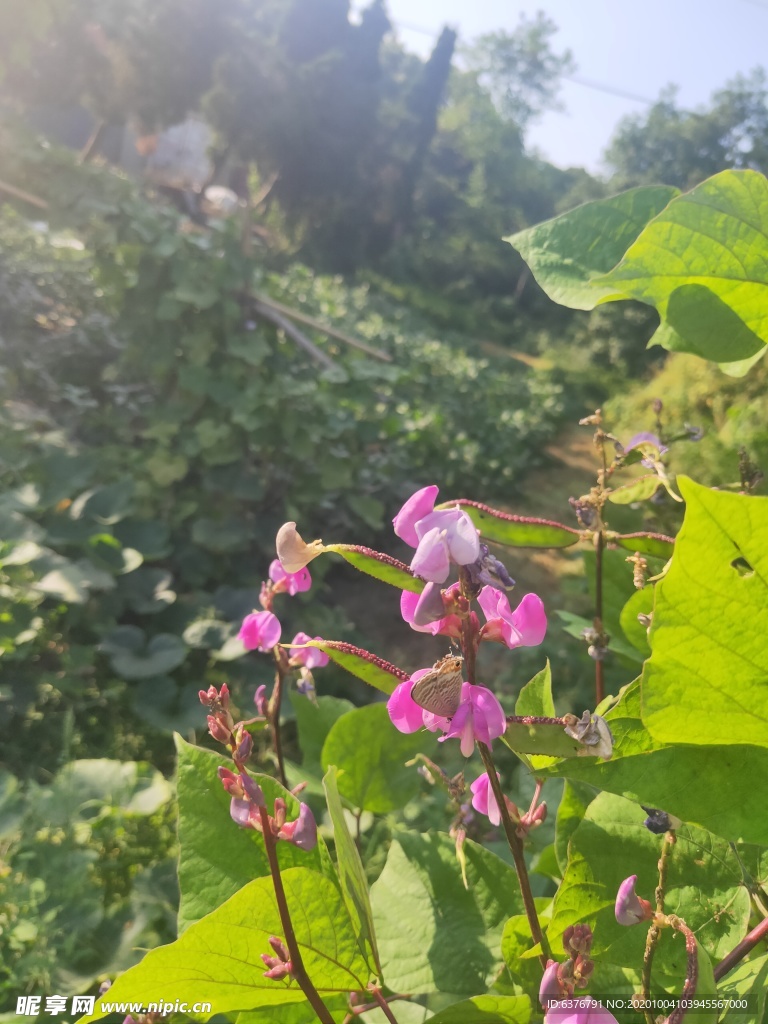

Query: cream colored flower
[{"left": 275, "top": 522, "right": 325, "bottom": 574}]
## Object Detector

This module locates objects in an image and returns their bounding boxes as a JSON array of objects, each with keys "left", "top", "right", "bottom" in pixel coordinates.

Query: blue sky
[{"left": 369, "top": 0, "right": 768, "bottom": 174}]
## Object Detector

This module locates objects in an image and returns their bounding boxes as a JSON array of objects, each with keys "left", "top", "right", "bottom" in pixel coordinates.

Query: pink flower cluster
[
  {"left": 388, "top": 674, "right": 507, "bottom": 757},
  {"left": 238, "top": 561, "right": 326, "bottom": 658},
  {"left": 393, "top": 485, "right": 480, "bottom": 583}
]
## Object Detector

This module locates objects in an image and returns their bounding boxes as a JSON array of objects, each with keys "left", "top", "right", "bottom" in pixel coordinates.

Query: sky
[{"left": 369, "top": 0, "right": 768, "bottom": 174}]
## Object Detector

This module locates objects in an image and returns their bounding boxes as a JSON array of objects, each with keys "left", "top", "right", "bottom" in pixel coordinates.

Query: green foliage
[
  {"left": 79, "top": 869, "right": 372, "bottom": 1023},
  {"left": 606, "top": 70, "right": 768, "bottom": 191},
  {"left": 321, "top": 703, "right": 435, "bottom": 813},
  {"left": 0, "top": 760, "right": 176, "bottom": 1005},
  {"left": 642, "top": 477, "right": 768, "bottom": 748},
  {"left": 370, "top": 832, "right": 525, "bottom": 995},
  {"left": 510, "top": 167, "right": 768, "bottom": 376}
]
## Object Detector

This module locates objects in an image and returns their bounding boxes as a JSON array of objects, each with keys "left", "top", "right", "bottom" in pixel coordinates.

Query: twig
[
  {"left": 252, "top": 299, "right": 337, "bottom": 370},
  {"left": 0, "top": 178, "right": 48, "bottom": 210},
  {"left": 258, "top": 805, "right": 336, "bottom": 1024},
  {"left": 714, "top": 915, "right": 768, "bottom": 982},
  {"left": 477, "top": 741, "right": 551, "bottom": 968},
  {"left": 254, "top": 293, "right": 392, "bottom": 362},
  {"left": 594, "top": 528, "right": 605, "bottom": 705},
  {"left": 642, "top": 830, "right": 676, "bottom": 1024},
  {"left": 79, "top": 119, "right": 106, "bottom": 163}
]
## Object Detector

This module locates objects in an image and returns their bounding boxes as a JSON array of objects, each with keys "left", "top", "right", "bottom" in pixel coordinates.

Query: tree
[
  {"left": 462, "top": 12, "right": 575, "bottom": 132},
  {"left": 606, "top": 69, "right": 768, "bottom": 190}
]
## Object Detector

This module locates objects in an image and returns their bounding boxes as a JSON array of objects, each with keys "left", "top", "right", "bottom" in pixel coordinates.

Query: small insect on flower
[{"left": 410, "top": 654, "right": 464, "bottom": 717}]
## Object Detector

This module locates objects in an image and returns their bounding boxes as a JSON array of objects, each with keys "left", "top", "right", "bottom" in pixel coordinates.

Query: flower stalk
[
  {"left": 258, "top": 803, "right": 335, "bottom": 1024},
  {"left": 642, "top": 830, "right": 676, "bottom": 1024}
]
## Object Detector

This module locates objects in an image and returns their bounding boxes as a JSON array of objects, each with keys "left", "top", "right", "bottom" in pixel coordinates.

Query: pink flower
[
  {"left": 387, "top": 671, "right": 437, "bottom": 734},
  {"left": 269, "top": 559, "right": 312, "bottom": 595},
  {"left": 278, "top": 802, "right": 318, "bottom": 851},
  {"left": 478, "top": 587, "right": 547, "bottom": 649},
  {"left": 288, "top": 632, "right": 329, "bottom": 669},
  {"left": 470, "top": 772, "right": 503, "bottom": 826},
  {"left": 441, "top": 682, "right": 506, "bottom": 757},
  {"left": 540, "top": 962, "right": 620, "bottom": 1023},
  {"left": 400, "top": 582, "right": 464, "bottom": 637},
  {"left": 239, "top": 610, "right": 281, "bottom": 651},
  {"left": 615, "top": 875, "right": 653, "bottom": 926},
  {"left": 393, "top": 485, "right": 480, "bottom": 584}
]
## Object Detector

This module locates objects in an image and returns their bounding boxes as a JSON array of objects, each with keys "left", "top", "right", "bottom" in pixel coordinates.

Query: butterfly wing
[{"left": 411, "top": 655, "right": 464, "bottom": 717}]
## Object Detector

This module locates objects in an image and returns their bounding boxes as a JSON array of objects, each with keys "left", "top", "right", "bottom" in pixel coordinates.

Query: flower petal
[
  {"left": 393, "top": 485, "right": 439, "bottom": 547},
  {"left": 387, "top": 679, "right": 426, "bottom": 733},
  {"left": 410, "top": 527, "right": 451, "bottom": 583}
]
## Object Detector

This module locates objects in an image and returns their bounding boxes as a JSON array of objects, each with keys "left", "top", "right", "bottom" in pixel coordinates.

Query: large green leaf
[
  {"left": 322, "top": 766, "right": 380, "bottom": 974},
  {"left": 642, "top": 477, "right": 768, "bottom": 749},
  {"left": 597, "top": 170, "right": 768, "bottom": 374},
  {"left": 78, "top": 868, "right": 371, "bottom": 1024},
  {"left": 102, "top": 628, "right": 187, "bottom": 679},
  {"left": 293, "top": 694, "right": 354, "bottom": 768},
  {"left": 175, "top": 738, "right": 333, "bottom": 930},
  {"left": 538, "top": 682, "right": 768, "bottom": 844},
  {"left": 554, "top": 780, "right": 594, "bottom": 877},
  {"left": 370, "top": 832, "right": 524, "bottom": 995},
  {"left": 321, "top": 703, "right": 433, "bottom": 813},
  {"left": 302, "top": 640, "right": 408, "bottom": 695},
  {"left": 515, "top": 661, "right": 555, "bottom": 717},
  {"left": 443, "top": 501, "right": 580, "bottom": 548},
  {"left": 506, "top": 185, "right": 678, "bottom": 309},
  {"left": 717, "top": 952, "right": 768, "bottom": 1024},
  {"left": 549, "top": 792, "right": 750, "bottom": 974},
  {"left": 423, "top": 996, "right": 531, "bottom": 1023},
  {"left": 237, "top": 998, "right": 348, "bottom": 1024}
]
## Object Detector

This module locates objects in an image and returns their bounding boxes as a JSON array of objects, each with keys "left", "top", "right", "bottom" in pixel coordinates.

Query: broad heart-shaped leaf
[
  {"left": 596, "top": 170, "right": 768, "bottom": 374},
  {"left": 537, "top": 681, "right": 768, "bottom": 844},
  {"left": 423, "top": 995, "right": 532, "bottom": 1023},
  {"left": 370, "top": 831, "right": 524, "bottom": 996},
  {"left": 174, "top": 737, "right": 335, "bottom": 931},
  {"left": 548, "top": 792, "right": 750, "bottom": 966},
  {"left": 324, "top": 544, "right": 425, "bottom": 593},
  {"left": 515, "top": 661, "right": 555, "bottom": 717},
  {"left": 292, "top": 694, "right": 354, "bottom": 768},
  {"left": 499, "top": 897, "right": 553, "bottom": 1004},
  {"left": 717, "top": 952, "right": 768, "bottom": 1024},
  {"left": 321, "top": 703, "right": 434, "bottom": 813},
  {"left": 110, "top": 632, "right": 187, "bottom": 679},
  {"left": 503, "top": 719, "right": 584, "bottom": 758},
  {"left": 322, "top": 767, "right": 380, "bottom": 975},
  {"left": 77, "top": 868, "right": 371, "bottom": 1024},
  {"left": 442, "top": 500, "right": 580, "bottom": 548},
  {"left": 611, "top": 530, "right": 675, "bottom": 560},
  {"left": 506, "top": 185, "right": 679, "bottom": 309},
  {"left": 302, "top": 640, "right": 408, "bottom": 695},
  {"left": 641, "top": 477, "right": 768, "bottom": 749}
]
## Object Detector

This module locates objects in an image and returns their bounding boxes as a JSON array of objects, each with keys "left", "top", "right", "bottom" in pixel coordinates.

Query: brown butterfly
[{"left": 411, "top": 654, "right": 464, "bottom": 717}]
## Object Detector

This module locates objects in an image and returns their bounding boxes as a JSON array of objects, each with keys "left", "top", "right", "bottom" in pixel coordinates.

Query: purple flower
[
  {"left": 269, "top": 559, "right": 312, "bottom": 595},
  {"left": 400, "top": 582, "right": 464, "bottom": 637},
  {"left": 287, "top": 631, "right": 329, "bottom": 669},
  {"left": 624, "top": 431, "right": 667, "bottom": 454},
  {"left": 278, "top": 802, "right": 318, "bottom": 851},
  {"left": 440, "top": 682, "right": 506, "bottom": 757},
  {"left": 230, "top": 796, "right": 260, "bottom": 829},
  {"left": 393, "top": 485, "right": 480, "bottom": 584},
  {"left": 239, "top": 610, "right": 281, "bottom": 651},
  {"left": 478, "top": 587, "right": 547, "bottom": 649},
  {"left": 470, "top": 772, "right": 503, "bottom": 826},
  {"left": 615, "top": 875, "right": 653, "bottom": 926}
]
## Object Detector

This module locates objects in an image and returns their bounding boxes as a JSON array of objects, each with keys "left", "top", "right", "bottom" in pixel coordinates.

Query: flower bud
[
  {"left": 615, "top": 875, "right": 654, "bottom": 926},
  {"left": 563, "top": 923, "right": 593, "bottom": 957},
  {"left": 254, "top": 684, "right": 268, "bottom": 717},
  {"left": 268, "top": 935, "right": 290, "bottom": 961},
  {"left": 235, "top": 727, "right": 253, "bottom": 763},
  {"left": 230, "top": 797, "right": 258, "bottom": 829},
  {"left": 275, "top": 522, "right": 325, "bottom": 574},
  {"left": 207, "top": 714, "right": 232, "bottom": 744},
  {"left": 539, "top": 960, "right": 564, "bottom": 1010},
  {"left": 218, "top": 766, "right": 245, "bottom": 799},
  {"left": 261, "top": 956, "right": 293, "bottom": 980}
]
